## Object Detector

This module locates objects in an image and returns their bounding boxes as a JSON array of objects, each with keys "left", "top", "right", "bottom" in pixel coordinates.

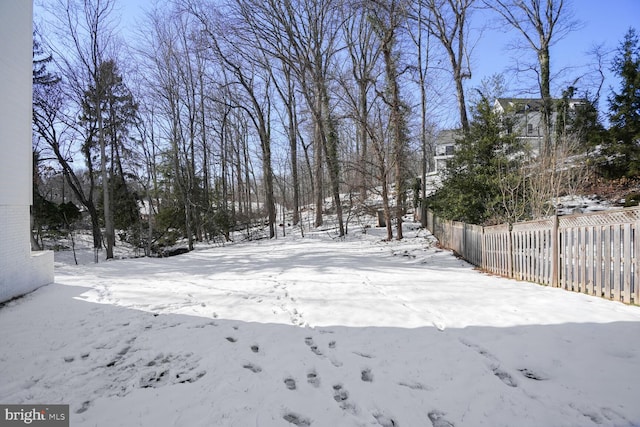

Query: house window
[
  {"left": 527, "top": 124, "right": 534, "bottom": 134},
  {"left": 445, "top": 145, "right": 454, "bottom": 155}
]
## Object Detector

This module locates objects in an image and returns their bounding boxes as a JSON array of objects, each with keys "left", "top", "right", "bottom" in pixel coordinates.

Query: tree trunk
[{"left": 98, "top": 103, "right": 114, "bottom": 259}]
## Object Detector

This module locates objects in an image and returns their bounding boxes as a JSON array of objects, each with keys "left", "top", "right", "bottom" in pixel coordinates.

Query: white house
[
  {"left": 432, "top": 129, "right": 461, "bottom": 173},
  {"left": 0, "top": 1, "right": 54, "bottom": 302}
]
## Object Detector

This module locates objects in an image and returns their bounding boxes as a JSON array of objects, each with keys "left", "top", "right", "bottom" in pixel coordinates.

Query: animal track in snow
[
  {"left": 284, "top": 377, "right": 296, "bottom": 390},
  {"left": 332, "top": 384, "right": 348, "bottom": 402},
  {"left": 225, "top": 336, "right": 237, "bottom": 343},
  {"left": 304, "top": 337, "right": 323, "bottom": 356},
  {"left": 307, "top": 371, "right": 320, "bottom": 387},
  {"left": 361, "top": 368, "right": 373, "bottom": 382},
  {"left": 250, "top": 345, "right": 259, "bottom": 353}
]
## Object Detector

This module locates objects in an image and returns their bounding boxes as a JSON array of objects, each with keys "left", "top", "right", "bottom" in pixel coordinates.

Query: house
[
  {"left": 494, "top": 97, "right": 587, "bottom": 154},
  {"left": 432, "top": 129, "right": 461, "bottom": 173},
  {"left": 432, "top": 97, "right": 588, "bottom": 173}
]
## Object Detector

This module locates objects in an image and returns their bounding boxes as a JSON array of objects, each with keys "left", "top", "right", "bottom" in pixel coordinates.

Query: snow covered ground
[{"left": 2, "top": 222, "right": 640, "bottom": 427}]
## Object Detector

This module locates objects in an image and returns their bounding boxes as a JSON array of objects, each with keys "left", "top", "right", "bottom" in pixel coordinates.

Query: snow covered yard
[{"left": 2, "top": 224, "right": 640, "bottom": 427}]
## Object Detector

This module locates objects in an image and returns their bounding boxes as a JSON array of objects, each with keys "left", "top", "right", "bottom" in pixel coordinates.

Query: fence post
[
  {"left": 480, "top": 226, "right": 487, "bottom": 270},
  {"left": 551, "top": 214, "right": 559, "bottom": 288},
  {"left": 507, "top": 223, "right": 513, "bottom": 278}
]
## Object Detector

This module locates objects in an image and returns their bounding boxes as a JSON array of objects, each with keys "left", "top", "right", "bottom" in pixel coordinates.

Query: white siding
[{"left": 0, "top": 1, "right": 54, "bottom": 303}]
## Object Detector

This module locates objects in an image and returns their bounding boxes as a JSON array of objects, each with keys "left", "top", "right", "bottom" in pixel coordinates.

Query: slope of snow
[{"left": 1, "top": 222, "right": 639, "bottom": 427}]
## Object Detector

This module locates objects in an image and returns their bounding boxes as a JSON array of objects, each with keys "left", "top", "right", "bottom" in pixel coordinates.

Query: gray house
[
  {"left": 494, "top": 97, "right": 587, "bottom": 154},
  {"left": 433, "top": 97, "right": 587, "bottom": 173}
]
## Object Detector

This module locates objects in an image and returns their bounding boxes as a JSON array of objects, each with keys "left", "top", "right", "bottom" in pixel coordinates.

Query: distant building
[
  {"left": 494, "top": 97, "right": 587, "bottom": 154},
  {"left": 432, "top": 129, "right": 461, "bottom": 173},
  {"left": 433, "top": 97, "right": 587, "bottom": 173}
]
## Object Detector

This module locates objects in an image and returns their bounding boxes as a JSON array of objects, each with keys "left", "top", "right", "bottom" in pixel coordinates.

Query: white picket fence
[{"left": 426, "top": 207, "right": 640, "bottom": 305}]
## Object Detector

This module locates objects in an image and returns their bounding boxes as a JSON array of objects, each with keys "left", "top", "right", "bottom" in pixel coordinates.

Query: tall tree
[
  {"left": 605, "top": 27, "right": 640, "bottom": 178},
  {"left": 341, "top": 6, "right": 381, "bottom": 207},
  {"left": 369, "top": 0, "right": 410, "bottom": 240},
  {"left": 48, "top": 0, "right": 120, "bottom": 259},
  {"left": 422, "top": 0, "right": 476, "bottom": 134},
  {"left": 428, "top": 96, "right": 523, "bottom": 224},
  {"left": 226, "top": 0, "right": 346, "bottom": 236},
  {"left": 80, "top": 59, "right": 140, "bottom": 233}
]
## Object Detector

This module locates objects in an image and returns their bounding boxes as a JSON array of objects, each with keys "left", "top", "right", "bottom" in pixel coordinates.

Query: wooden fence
[{"left": 426, "top": 206, "right": 640, "bottom": 305}]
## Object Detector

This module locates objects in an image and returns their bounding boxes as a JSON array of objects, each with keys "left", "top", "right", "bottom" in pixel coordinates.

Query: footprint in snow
[
  {"left": 75, "top": 401, "right": 91, "bottom": 414},
  {"left": 518, "top": 368, "right": 546, "bottom": 381},
  {"left": 226, "top": 336, "right": 237, "bottom": 343},
  {"left": 492, "top": 366, "right": 517, "bottom": 388},
  {"left": 428, "top": 410, "right": 455, "bottom": 427},
  {"left": 374, "top": 413, "right": 398, "bottom": 427},
  {"left": 361, "top": 368, "right": 373, "bottom": 382},
  {"left": 283, "top": 412, "right": 311, "bottom": 426},
  {"left": 250, "top": 345, "right": 259, "bottom": 353},
  {"left": 333, "top": 384, "right": 357, "bottom": 414}
]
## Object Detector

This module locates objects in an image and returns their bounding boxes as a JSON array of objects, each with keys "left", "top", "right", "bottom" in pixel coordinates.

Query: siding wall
[{"left": 0, "top": 1, "right": 54, "bottom": 303}]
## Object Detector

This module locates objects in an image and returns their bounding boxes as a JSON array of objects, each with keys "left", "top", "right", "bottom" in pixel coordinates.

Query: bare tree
[
  {"left": 185, "top": 3, "right": 278, "bottom": 238},
  {"left": 485, "top": 0, "right": 579, "bottom": 151},
  {"left": 226, "top": 0, "right": 346, "bottom": 236},
  {"left": 368, "top": 0, "right": 410, "bottom": 240},
  {"left": 422, "top": 0, "right": 476, "bottom": 133},
  {"left": 407, "top": 1, "right": 435, "bottom": 226},
  {"left": 32, "top": 75, "right": 104, "bottom": 252},
  {"left": 341, "top": 6, "right": 382, "bottom": 208},
  {"left": 45, "top": 0, "right": 120, "bottom": 259}
]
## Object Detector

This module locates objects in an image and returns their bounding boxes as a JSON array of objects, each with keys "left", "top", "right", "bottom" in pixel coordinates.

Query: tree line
[{"left": 31, "top": 0, "right": 639, "bottom": 259}]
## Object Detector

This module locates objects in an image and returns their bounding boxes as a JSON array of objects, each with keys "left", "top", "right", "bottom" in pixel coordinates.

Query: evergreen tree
[
  {"left": 428, "top": 96, "right": 524, "bottom": 225},
  {"left": 80, "top": 60, "right": 141, "bottom": 237},
  {"left": 555, "top": 87, "right": 605, "bottom": 150},
  {"left": 604, "top": 27, "right": 640, "bottom": 178}
]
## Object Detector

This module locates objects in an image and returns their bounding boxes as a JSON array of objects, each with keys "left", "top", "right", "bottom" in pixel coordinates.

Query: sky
[
  {"left": 34, "top": 0, "right": 640, "bottom": 125},
  {"left": 467, "top": 0, "right": 640, "bottom": 102},
  {"left": 114, "top": 1, "right": 640, "bottom": 86}
]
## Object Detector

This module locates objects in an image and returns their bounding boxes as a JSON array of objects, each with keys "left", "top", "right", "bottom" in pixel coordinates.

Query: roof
[{"left": 494, "top": 98, "right": 586, "bottom": 113}]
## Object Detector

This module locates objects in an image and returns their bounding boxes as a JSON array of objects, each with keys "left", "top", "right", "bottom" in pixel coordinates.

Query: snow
[{"left": 2, "top": 221, "right": 640, "bottom": 427}]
